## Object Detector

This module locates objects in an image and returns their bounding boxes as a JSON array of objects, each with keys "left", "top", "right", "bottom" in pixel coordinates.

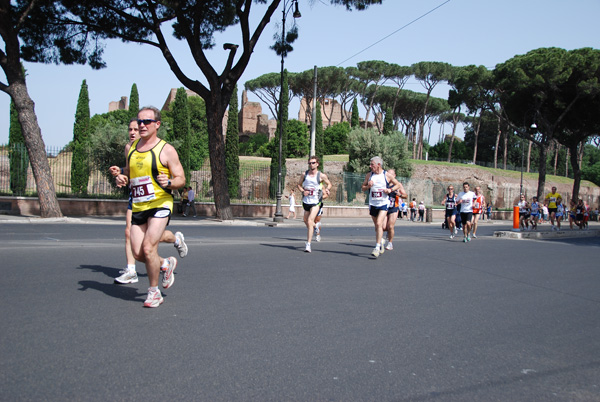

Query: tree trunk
[
  {"left": 503, "top": 130, "right": 508, "bottom": 170},
  {"left": 553, "top": 141, "right": 559, "bottom": 176},
  {"left": 565, "top": 148, "right": 569, "bottom": 177},
  {"left": 417, "top": 118, "right": 425, "bottom": 160},
  {"left": 447, "top": 116, "right": 459, "bottom": 163},
  {"left": 426, "top": 119, "right": 434, "bottom": 146},
  {"left": 10, "top": 81, "right": 63, "bottom": 218},
  {"left": 569, "top": 143, "right": 582, "bottom": 201},
  {"left": 526, "top": 140, "right": 532, "bottom": 173},
  {"left": 536, "top": 140, "right": 548, "bottom": 199},
  {"left": 494, "top": 115, "right": 501, "bottom": 169},
  {"left": 412, "top": 127, "right": 418, "bottom": 159},
  {"left": 205, "top": 97, "right": 233, "bottom": 220}
]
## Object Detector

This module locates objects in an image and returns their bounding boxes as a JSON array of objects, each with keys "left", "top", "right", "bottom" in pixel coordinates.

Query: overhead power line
[{"left": 336, "top": 0, "right": 452, "bottom": 66}]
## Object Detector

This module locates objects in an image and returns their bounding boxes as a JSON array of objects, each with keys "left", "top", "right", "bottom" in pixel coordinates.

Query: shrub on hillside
[{"left": 346, "top": 128, "right": 412, "bottom": 178}]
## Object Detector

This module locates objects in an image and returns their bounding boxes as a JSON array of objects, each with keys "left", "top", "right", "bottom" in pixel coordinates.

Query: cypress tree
[
  {"left": 382, "top": 106, "right": 393, "bottom": 135},
  {"left": 225, "top": 85, "right": 240, "bottom": 198},
  {"left": 129, "top": 83, "right": 139, "bottom": 121},
  {"left": 269, "top": 69, "right": 289, "bottom": 199},
  {"left": 71, "top": 79, "right": 91, "bottom": 194},
  {"left": 315, "top": 101, "right": 324, "bottom": 171},
  {"left": 351, "top": 98, "right": 360, "bottom": 128},
  {"left": 171, "top": 87, "right": 191, "bottom": 184},
  {"left": 8, "top": 100, "right": 29, "bottom": 195}
]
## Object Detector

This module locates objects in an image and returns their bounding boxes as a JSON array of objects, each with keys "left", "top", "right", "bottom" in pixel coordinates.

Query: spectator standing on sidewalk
[
  {"left": 417, "top": 201, "right": 425, "bottom": 222},
  {"left": 180, "top": 186, "right": 189, "bottom": 214},
  {"left": 409, "top": 198, "right": 417, "bottom": 221},
  {"left": 184, "top": 186, "right": 197, "bottom": 217},
  {"left": 285, "top": 189, "right": 296, "bottom": 220}
]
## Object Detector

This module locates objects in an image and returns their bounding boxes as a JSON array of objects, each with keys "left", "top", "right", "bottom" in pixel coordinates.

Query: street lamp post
[{"left": 274, "top": 0, "right": 301, "bottom": 222}]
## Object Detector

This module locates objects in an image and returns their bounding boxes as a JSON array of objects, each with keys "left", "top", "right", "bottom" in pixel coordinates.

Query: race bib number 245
[{"left": 130, "top": 176, "right": 156, "bottom": 203}]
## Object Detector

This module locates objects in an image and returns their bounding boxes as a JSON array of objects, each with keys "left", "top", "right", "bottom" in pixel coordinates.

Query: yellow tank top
[{"left": 127, "top": 139, "right": 173, "bottom": 213}]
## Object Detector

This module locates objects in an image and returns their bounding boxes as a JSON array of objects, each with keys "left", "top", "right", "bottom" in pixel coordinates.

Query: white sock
[
  {"left": 127, "top": 264, "right": 136, "bottom": 272},
  {"left": 161, "top": 260, "right": 168, "bottom": 269}
]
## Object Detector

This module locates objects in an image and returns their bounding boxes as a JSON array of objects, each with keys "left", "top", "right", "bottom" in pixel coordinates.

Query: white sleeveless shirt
[
  {"left": 302, "top": 172, "right": 321, "bottom": 205},
  {"left": 369, "top": 171, "right": 388, "bottom": 207}
]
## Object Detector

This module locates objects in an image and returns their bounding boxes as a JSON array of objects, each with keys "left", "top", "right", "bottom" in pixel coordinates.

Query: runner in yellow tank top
[
  {"left": 128, "top": 138, "right": 173, "bottom": 213},
  {"left": 109, "top": 120, "right": 188, "bottom": 286},
  {"left": 544, "top": 186, "right": 562, "bottom": 231},
  {"left": 114, "top": 106, "right": 186, "bottom": 308}
]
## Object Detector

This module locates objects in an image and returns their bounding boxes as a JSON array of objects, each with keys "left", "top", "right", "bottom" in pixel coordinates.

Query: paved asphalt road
[{"left": 1, "top": 218, "right": 599, "bottom": 401}]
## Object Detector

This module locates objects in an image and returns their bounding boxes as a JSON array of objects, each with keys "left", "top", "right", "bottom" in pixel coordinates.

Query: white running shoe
[
  {"left": 472, "top": 234, "right": 477, "bottom": 238},
  {"left": 450, "top": 234, "right": 454, "bottom": 239},
  {"left": 379, "top": 241, "right": 385, "bottom": 254},
  {"left": 371, "top": 248, "right": 380, "bottom": 258},
  {"left": 162, "top": 257, "right": 177, "bottom": 289},
  {"left": 305, "top": 242, "right": 311, "bottom": 253},
  {"left": 174, "top": 231, "right": 188, "bottom": 258},
  {"left": 114, "top": 269, "right": 138, "bottom": 284},
  {"left": 385, "top": 242, "right": 393, "bottom": 251},
  {"left": 144, "top": 288, "right": 164, "bottom": 308},
  {"left": 315, "top": 234, "right": 321, "bottom": 242}
]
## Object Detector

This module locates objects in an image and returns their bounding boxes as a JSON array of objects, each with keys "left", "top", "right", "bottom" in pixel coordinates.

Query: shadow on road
[
  {"left": 77, "top": 264, "right": 147, "bottom": 280},
  {"left": 78, "top": 280, "right": 146, "bottom": 302}
]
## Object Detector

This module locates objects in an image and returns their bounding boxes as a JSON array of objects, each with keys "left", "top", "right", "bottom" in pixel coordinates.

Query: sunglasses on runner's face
[
  {"left": 137, "top": 119, "right": 158, "bottom": 126},
  {"left": 309, "top": 161, "right": 317, "bottom": 165}
]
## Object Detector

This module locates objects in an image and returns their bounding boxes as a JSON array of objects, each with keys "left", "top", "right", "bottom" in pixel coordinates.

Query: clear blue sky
[{"left": 1, "top": 0, "right": 599, "bottom": 148}]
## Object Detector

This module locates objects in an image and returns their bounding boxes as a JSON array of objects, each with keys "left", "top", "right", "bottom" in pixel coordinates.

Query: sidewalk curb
[{"left": 494, "top": 228, "right": 600, "bottom": 239}]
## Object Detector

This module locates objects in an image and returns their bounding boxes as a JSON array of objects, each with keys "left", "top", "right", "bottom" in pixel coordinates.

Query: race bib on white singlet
[
  {"left": 305, "top": 187, "right": 318, "bottom": 197},
  {"left": 371, "top": 190, "right": 384, "bottom": 199},
  {"left": 130, "top": 176, "right": 156, "bottom": 203}
]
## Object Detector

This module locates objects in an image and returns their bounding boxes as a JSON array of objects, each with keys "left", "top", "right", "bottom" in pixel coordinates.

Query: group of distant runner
[
  {"left": 516, "top": 186, "right": 591, "bottom": 231},
  {"left": 442, "top": 182, "right": 486, "bottom": 242},
  {"left": 107, "top": 109, "right": 595, "bottom": 307},
  {"left": 295, "top": 155, "right": 409, "bottom": 258}
]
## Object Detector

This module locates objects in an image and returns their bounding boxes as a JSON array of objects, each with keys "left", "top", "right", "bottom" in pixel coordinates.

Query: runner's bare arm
[
  {"left": 361, "top": 173, "right": 372, "bottom": 191},
  {"left": 109, "top": 142, "right": 133, "bottom": 180},
  {"left": 113, "top": 158, "right": 130, "bottom": 188},
  {"left": 392, "top": 179, "right": 408, "bottom": 199},
  {"left": 297, "top": 175, "right": 308, "bottom": 196},
  {"left": 158, "top": 144, "right": 185, "bottom": 190},
  {"left": 386, "top": 175, "right": 404, "bottom": 195},
  {"left": 321, "top": 173, "right": 332, "bottom": 196}
]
